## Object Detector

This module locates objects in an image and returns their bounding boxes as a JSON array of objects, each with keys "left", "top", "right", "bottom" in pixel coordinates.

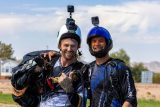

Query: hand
[
  {"left": 41, "top": 51, "right": 59, "bottom": 61},
  {"left": 34, "top": 56, "right": 49, "bottom": 70},
  {"left": 69, "top": 72, "right": 74, "bottom": 79},
  {"left": 34, "top": 56, "right": 45, "bottom": 67},
  {"left": 49, "top": 77, "right": 59, "bottom": 83},
  {"left": 122, "top": 101, "right": 133, "bottom": 107},
  {"left": 58, "top": 73, "right": 67, "bottom": 83},
  {"left": 58, "top": 73, "right": 74, "bottom": 93},
  {"left": 68, "top": 71, "right": 79, "bottom": 81}
]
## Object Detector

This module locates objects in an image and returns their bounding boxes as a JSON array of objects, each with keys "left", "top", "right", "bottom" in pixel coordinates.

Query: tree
[
  {"left": 110, "top": 49, "right": 130, "bottom": 66},
  {"left": 110, "top": 49, "right": 148, "bottom": 82},
  {"left": 153, "top": 73, "right": 160, "bottom": 83},
  {"left": 131, "top": 63, "right": 148, "bottom": 82},
  {"left": 0, "top": 41, "right": 14, "bottom": 59}
]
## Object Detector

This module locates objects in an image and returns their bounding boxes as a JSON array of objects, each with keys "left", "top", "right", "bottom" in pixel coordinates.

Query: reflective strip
[{"left": 126, "top": 70, "right": 133, "bottom": 97}]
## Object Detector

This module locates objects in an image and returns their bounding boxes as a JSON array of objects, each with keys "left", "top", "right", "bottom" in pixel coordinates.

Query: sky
[{"left": 0, "top": 0, "right": 160, "bottom": 63}]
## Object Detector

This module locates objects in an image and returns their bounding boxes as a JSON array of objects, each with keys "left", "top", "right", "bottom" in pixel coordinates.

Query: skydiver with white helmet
[{"left": 11, "top": 5, "right": 86, "bottom": 107}]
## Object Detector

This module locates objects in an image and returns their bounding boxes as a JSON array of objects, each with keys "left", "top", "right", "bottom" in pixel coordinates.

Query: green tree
[
  {"left": 0, "top": 41, "right": 14, "bottom": 59},
  {"left": 131, "top": 63, "right": 148, "bottom": 82},
  {"left": 110, "top": 49, "right": 148, "bottom": 82},
  {"left": 110, "top": 49, "right": 130, "bottom": 66},
  {"left": 153, "top": 73, "right": 160, "bottom": 83}
]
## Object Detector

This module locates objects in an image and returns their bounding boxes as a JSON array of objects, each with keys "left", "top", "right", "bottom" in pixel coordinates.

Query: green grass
[
  {"left": 0, "top": 93, "right": 160, "bottom": 107},
  {"left": 138, "top": 99, "right": 160, "bottom": 107},
  {"left": 0, "top": 93, "right": 16, "bottom": 104},
  {"left": 86, "top": 99, "right": 160, "bottom": 107}
]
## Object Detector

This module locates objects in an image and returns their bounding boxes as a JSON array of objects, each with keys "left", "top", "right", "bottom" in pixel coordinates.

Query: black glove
[{"left": 34, "top": 56, "right": 45, "bottom": 67}]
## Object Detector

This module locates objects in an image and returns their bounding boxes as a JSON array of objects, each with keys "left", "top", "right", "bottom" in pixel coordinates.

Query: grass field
[
  {"left": 0, "top": 93, "right": 160, "bottom": 107},
  {"left": 0, "top": 93, "right": 16, "bottom": 104},
  {"left": 138, "top": 99, "right": 160, "bottom": 107}
]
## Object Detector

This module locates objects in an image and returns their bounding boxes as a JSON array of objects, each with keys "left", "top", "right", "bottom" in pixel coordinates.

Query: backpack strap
[
  {"left": 88, "top": 61, "right": 96, "bottom": 80},
  {"left": 87, "top": 61, "right": 96, "bottom": 106},
  {"left": 107, "top": 58, "right": 124, "bottom": 104}
]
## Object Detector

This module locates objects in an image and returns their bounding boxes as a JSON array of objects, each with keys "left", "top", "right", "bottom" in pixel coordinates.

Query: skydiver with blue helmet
[{"left": 86, "top": 16, "right": 137, "bottom": 107}]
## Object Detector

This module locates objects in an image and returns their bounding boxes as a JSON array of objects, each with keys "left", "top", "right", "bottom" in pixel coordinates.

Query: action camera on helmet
[
  {"left": 57, "top": 5, "right": 81, "bottom": 49},
  {"left": 66, "top": 5, "right": 76, "bottom": 31},
  {"left": 67, "top": 5, "right": 74, "bottom": 13},
  {"left": 67, "top": 5, "right": 74, "bottom": 19},
  {"left": 92, "top": 16, "right": 99, "bottom": 26}
]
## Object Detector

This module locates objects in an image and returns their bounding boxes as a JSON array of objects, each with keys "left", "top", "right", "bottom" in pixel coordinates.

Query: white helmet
[{"left": 57, "top": 23, "right": 81, "bottom": 48}]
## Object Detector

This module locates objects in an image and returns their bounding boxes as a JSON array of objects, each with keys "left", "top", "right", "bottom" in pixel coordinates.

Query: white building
[
  {"left": 0, "top": 59, "right": 19, "bottom": 77},
  {"left": 141, "top": 71, "right": 153, "bottom": 83}
]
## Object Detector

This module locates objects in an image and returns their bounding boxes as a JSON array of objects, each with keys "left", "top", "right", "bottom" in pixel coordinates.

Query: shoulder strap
[
  {"left": 108, "top": 58, "right": 125, "bottom": 86},
  {"left": 107, "top": 59, "right": 120, "bottom": 86},
  {"left": 88, "top": 61, "right": 96, "bottom": 80},
  {"left": 107, "top": 58, "right": 123, "bottom": 104}
]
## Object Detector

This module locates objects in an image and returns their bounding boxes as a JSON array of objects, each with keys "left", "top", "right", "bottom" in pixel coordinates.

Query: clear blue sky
[{"left": 0, "top": 0, "right": 160, "bottom": 63}]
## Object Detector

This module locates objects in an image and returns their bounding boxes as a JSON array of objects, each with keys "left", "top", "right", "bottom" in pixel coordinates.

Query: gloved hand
[
  {"left": 58, "top": 73, "right": 74, "bottom": 93},
  {"left": 34, "top": 55, "right": 53, "bottom": 71},
  {"left": 69, "top": 70, "right": 80, "bottom": 82},
  {"left": 34, "top": 56, "right": 45, "bottom": 67},
  {"left": 41, "top": 51, "right": 60, "bottom": 61}
]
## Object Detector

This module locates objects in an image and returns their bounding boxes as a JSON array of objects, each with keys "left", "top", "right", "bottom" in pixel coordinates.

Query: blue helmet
[{"left": 87, "top": 26, "right": 113, "bottom": 58}]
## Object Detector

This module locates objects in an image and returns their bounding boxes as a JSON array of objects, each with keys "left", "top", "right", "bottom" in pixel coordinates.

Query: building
[
  {"left": 0, "top": 59, "right": 19, "bottom": 77},
  {"left": 141, "top": 71, "right": 153, "bottom": 83}
]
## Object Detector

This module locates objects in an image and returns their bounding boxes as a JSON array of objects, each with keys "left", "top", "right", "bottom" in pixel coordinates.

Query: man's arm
[{"left": 119, "top": 62, "right": 137, "bottom": 107}]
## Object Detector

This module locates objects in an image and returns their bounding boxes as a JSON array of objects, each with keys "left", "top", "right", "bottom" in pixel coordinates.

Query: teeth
[{"left": 66, "top": 52, "right": 73, "bottom": 56}]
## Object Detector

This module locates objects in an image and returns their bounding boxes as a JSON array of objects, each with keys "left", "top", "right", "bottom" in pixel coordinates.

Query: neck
[
  {"left": 60, "top": 57, "right": 77, "bottom": 67},
  {"left": 96, "top": 54, "right": 110, "bottom": 65}
]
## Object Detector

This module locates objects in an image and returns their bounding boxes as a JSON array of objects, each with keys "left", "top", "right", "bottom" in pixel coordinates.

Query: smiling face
[
  {"left": 59, "top": 38, "right": 79, "bottom": 60},
  {"left": 91, "top": 36, "right": 106, "bottom": 52}
]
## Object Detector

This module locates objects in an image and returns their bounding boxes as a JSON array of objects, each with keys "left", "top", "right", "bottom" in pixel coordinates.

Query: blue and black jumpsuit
[{"left": 88, "top": 58, "right": 137, "bottom": 107}]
